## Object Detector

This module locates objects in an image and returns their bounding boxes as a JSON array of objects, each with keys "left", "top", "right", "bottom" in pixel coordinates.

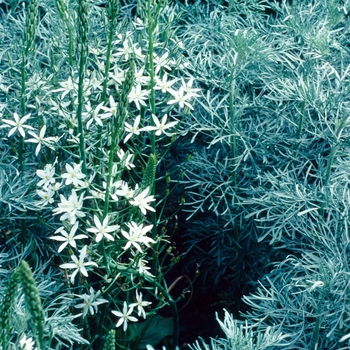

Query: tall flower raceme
[{"left": 0, "top": 0, "right": 202, "bottom": 348}]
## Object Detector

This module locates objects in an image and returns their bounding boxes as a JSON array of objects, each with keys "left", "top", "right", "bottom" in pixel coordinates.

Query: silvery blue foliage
[
  {"left": 0, "top": 159, "right": 38, "bottom": 212},
  {"left": 189, "top": 309, "right": 290, "bottom": 350},
  {"left": 176, "top": 0, "right": 350, "bottom": 348}
]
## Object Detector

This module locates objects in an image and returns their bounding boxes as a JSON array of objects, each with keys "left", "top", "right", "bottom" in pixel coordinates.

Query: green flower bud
[
  {"left": 24, "top": 0, "right": 39, "bottom": 55},
  {"left": 141, "top": 154, "right": 157, "bottom": 190},
  {"left": 19, "top": 261, "right": 45, "bottom": 347},
  {"left": 0, "top": 268, "right": 20, "bottom": 348},
  {"left": 103, "top": 329, "right": 116, "bottom": 350}
]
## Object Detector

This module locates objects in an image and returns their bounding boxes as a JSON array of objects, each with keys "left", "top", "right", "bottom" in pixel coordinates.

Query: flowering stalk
[
  {"left": 55, "top": 0, "right": 74, "bottom": 68},
  {"left": 76, "top": 0, "right": 89, "bottom": 175},
  {"left": 101, "top": 0, "right": 120, "bottom": 102},
  {"left": 103, "top": 61, "right": 135, "bottom": 217},
  {"left": 19, "top": 261, "right": 45, "bottom": 350},
  {"left": 97, "top": 0, "right": 120, "bottom": 181},
  {"left": 0, "top": 267, "right": 19, "bottom": 349},
  {"left": 100, "top": 62, "right": 134, "bottom": 273},
  {"left": 146, "top": 0, "right": 161, "bottom": 275},
  {"left": 23, "top": 0, "right": 39, "bottom": 57},
  {"left": 17, "top": 0, "right": 39, "bottom": 248}
]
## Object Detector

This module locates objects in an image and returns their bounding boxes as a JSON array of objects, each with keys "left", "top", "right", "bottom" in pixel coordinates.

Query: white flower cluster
[{"left": 14, "top": 3, "right": 202, "bottom": 342}]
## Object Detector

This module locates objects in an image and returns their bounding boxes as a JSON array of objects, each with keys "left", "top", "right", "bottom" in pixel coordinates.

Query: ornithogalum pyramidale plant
[{"left": 0, "top": 0, "right": 199, "bottom": 348}]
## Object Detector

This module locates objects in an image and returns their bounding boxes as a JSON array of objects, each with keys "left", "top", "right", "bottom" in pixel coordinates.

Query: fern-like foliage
[{"left": 176, "top": 0, "right": 350, "bottom": 348}]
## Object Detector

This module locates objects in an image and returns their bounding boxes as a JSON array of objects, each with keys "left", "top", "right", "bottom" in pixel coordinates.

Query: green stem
[
  {"left": 19, "top": 55, "right": 27, "bottom": 247},
  {"left": 147, "top": 0, "right": 161, "bottom": 278},
  {"left": 21, "top": 56, "right": 26, "bottom": 116},
  {"left": 19, "top": 56, "right": 27, "bottom": 172},
  {"left": 313, "top": 315, "right": 321, "bottom": 350},
  {"left": 101, "top": 16, "right": 117, "bottom": 102},
  {"left": 127, "top": 276, "right": 178, "bottom": 350},
  {"left": 67, "top": 25, "right": 74, "bottom": 69},
  {"left": 97, "top": 6, "right": 118, "bottom": 184},
  {"left": 102, "top": 110, "right": 122, "bottom": 270},
  {"left": 76, "top": 53, "right": 87, "bottom": 175},
  {"left": 103, "top": 126, "right": 119, "bottom": 217},
  {"left": 38, "top": 324, "right": 45, "bottom": 350}
]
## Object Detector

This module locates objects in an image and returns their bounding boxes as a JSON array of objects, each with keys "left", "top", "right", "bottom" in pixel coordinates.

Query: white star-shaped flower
[
  {"left": 19, "top": 334, "right": 36, "bottom": 350},
  {"left": 117, "top": 149, "right": 135, "bottom": 170},
  {"left": 167, "top": 87, "right": 194, "bottom": 110},
  {"left": 52, "top": 189, "right": 85, "bottom": 224},
  {"left": 61, "top": 163, "right": 86, "bottom": 187},
  {"left": 142, "top": 114, "right": 178, "bottom": 136},
  {"left": 60, "top": 245, "right": 97, "bottom": 284},
  {"left": 87, "top": 215, "right": 120, "bottom": 242},
  {"left": 113, "top": 181, "right": 134, "bottom": 199},
  {"left": 114, "top": 39, "right": 134, "bottom": 61},
  {"left": 130, "top": 290, "right": 152, "bottom": 319},
  {"left": 26, "top": 125, "right": 57, "bottom": 156},
  {"left": 154, "top": 73, "right": 177, "bottom": 93},
  {"left": 180, "top": 77, "right": 201, "bottom": 98},
  {"left": 50, "top": 222, "right": 88, "bottom": 253},
  {"left": 101, "top": 95, "right": 118, "bottom": 118},
  {"left": 74, "top": 287, "right": 108, "bottom": 318},
  {"left": 2, "top": 112, "right": 34, "bottom": 137},
  {"left": 153, "top": 51, "right": 175, "bottom": 74},
  {"left": 112, "top": 301, "right": 138, "bottom": 331},
  {"left": 124, "top": 115, "right": 141, "bottom": 143},
  {"left": 52, "top": 76, "right": 77, "bottom": 100},
  {"left": 121, "top": 221, "right": 155, "bottom": 253},
  {"left": 36, "top": 186, "right": 55, "bottom": 207},
  {"left": 129, "top": 187, "right": 156, "bottom": 215},
  {"left": 36, "top": 163, "right": 56, "bottom": 188},
  {"left": 128, "top": 84, "right": 150, "bottom": 110}
]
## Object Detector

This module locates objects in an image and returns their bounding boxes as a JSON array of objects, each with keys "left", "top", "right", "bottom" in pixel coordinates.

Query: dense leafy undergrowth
[{"left": 2, "top": 0, "right": 350, "bottom": 349}]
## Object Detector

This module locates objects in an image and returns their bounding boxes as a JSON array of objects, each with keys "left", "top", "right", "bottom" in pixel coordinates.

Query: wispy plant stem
[
  {"left": 97, "top": 0, "right": 119, "bottom": 184},
  {"left": 101, "top": 0, "right": 119, "bottom": 102},
  {"left": 76, "top": 0, "right": 89, "bottom": 175},
  {"left": 76, "top": 54, "right": 88, "bottom": 175},
  {"left": 146, "top": 0, "right": 162, "bottom": 276},
  {"left": 19, "top": 57, "right": 27, "bottom": 172}
]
